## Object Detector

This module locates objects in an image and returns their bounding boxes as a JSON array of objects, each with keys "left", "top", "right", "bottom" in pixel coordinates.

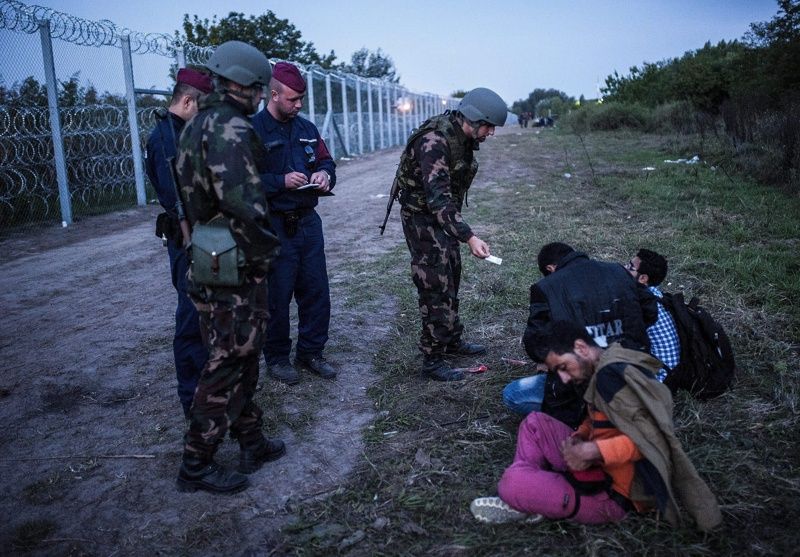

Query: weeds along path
[{"left": 0, "top": 144, "right": 409, "bottom": 554}]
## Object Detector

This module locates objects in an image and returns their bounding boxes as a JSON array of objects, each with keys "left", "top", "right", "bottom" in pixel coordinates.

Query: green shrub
[
  {"left": 648, "top": 100, "right": 699, "bottom": 134},
  {"left": 564, "top": 102, "right": 651, "bottom": 132}
]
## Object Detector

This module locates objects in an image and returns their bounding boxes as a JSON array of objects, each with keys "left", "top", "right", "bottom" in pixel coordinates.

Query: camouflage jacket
[
  {"left": 176, "top": 92, "right": 280, "bottom": 273},
  {"left": 395, "top": 111, "right": 479, "bottom": 242}
]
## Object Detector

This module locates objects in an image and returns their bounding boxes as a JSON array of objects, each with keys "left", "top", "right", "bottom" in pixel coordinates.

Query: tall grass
[{"left": 276, "top": 127, "right": 800, "bottom": 556}]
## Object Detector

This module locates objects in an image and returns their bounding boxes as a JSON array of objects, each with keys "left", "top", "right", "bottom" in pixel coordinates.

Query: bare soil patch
[{"left": 0, "top": 142, "right": 426, "bottom": 555}]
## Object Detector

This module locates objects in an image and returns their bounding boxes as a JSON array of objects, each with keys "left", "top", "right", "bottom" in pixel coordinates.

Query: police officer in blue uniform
[
  {"left": 145, "top": 68, "right": 213, "bottom": 417},
  {"left": 251, "top": 62, "right": 337, "bottom": 384}
]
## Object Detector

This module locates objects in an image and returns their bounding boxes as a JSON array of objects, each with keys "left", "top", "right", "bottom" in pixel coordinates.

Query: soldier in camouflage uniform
[
  {"left": 174, "top": 41, "right": 286, "bottom": 494},
  {"left": 395, "top": 88, "right": 508, "bottom": 381}
]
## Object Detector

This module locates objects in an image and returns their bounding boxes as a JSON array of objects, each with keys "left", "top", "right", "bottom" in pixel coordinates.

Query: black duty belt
[{"left": 271, "top": 208, "right": 312, "bottom": 218}]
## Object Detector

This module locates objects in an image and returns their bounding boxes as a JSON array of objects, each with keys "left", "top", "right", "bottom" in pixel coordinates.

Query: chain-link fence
[{"left": 0, "top": 0, "right": 465, "bottom": 230}]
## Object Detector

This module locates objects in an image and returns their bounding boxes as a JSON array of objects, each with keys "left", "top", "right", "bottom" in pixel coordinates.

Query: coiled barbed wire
[
  {"left": 0, "top": 1, "right": 459, "bottom": 225},
  {"left": 0, "top": 0, "right": 190, "bottom": 56},
  {"left": 0, "top": 103, "right": 163, "bottom": 221}
]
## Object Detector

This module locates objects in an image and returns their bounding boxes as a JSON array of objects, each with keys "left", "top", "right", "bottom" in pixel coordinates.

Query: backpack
[
  {"left": 542, "top": 371, "right": 586, "bottom": 429},
  {"left": 659, "top": 292, "right": 736, "bottom": 399}
]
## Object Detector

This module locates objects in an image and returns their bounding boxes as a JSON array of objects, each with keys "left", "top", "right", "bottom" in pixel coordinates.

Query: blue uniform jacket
[
  {"left": 145, "top": 112, "right": 185, "bottom": 217},
  {"left": 250, "top": 108, "right": 336, "bottom": 212}
]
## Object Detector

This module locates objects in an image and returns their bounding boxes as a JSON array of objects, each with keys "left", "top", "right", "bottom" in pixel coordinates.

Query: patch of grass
[{"left": 275, "top": 128, "right": 800, "bottom": 555}]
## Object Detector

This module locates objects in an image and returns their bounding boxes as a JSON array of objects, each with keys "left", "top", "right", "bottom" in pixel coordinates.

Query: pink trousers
[{"left": 498, "top": 412, "right": 628, "bottom": 524}]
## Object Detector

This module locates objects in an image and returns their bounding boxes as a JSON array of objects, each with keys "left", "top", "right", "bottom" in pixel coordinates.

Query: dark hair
[
  {"left": 537, "top": 242, "right": 574, "bottom": 276},
  {"left": 170, "top": 82, "right": 203, "bottom": 107},
  {"left": 636, "top": 248, "right": 668, "bottom": 286},
  {"left": 544, "top": 320, "right": 597, "bottom": 356}
]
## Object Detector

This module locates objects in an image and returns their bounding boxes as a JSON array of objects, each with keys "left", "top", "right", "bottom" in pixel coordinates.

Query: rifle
[
  {"left": 168, "top": 156, "right": 193, "bottom": 248},
  {"left": 153, "top": 108, "right": 192, "bottom": 248},
  {"left": 378, "top": 176, "right": 400, "bottom": 236}
]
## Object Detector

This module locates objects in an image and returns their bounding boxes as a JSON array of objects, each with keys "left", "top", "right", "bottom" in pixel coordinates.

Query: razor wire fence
[{"left": 0, "top": 0, "right": 464, "bottom": 230}]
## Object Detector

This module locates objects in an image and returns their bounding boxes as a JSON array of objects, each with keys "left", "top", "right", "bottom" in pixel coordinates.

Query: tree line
[{"left": 512, "top": 0, "right": 799, "bottom": 193}]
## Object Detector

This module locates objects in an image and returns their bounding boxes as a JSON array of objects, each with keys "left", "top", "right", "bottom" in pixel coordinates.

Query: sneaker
[
  {"left": 445, "top": 340, "right": 487, "bottom": 356},
  {"left": 267, "top": 362, "right": 301, "bottom": 385},
  {"left": 422, "top": 356, "right": 464, "bottom": 381},
  {"left": 470, "top": 497, "right": 543, "bottom": 524},
  {"left": 295, "top": 355, "right": 337, "bottom": 379}
]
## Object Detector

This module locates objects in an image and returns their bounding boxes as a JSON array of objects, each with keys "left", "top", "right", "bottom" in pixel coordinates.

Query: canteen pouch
[{"left": 190, "top": 216, "right": 246, "bottom": 287}]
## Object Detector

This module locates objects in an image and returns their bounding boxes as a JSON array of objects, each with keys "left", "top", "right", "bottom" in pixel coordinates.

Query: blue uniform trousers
[
  {"left": 167, "top": 240, "right": 207, "bottom": 415},
  {"left": 261, "top": 210, "right": 330, "bottom": 365}
]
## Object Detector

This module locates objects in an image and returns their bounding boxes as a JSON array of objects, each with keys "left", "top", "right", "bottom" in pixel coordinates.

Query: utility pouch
[{"left": 190, "top": 216, "right": 245, "bottom": 287}]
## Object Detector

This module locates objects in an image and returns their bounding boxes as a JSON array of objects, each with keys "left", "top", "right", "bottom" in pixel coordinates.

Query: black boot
[
  {"left": 176, "top": 456, "right": 250, "bottom": 494},
  {"left": 239, "top": 436, "right": 287, "bottom": 474},
  {"left": 422, "top": 355, "right": 465, "bottom": 381},
  {"left": 445, "top": 340, "right": 487, "bottom": 356}
]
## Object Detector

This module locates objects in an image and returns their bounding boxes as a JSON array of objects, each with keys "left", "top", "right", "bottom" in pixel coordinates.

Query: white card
[{"left": 485, "top": 255, "right": 502, "bottom": 265}]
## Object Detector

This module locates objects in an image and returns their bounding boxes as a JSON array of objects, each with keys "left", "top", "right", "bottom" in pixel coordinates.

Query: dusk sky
[{"left": 2, "top": 0, "right": 782, "bottom": 105}]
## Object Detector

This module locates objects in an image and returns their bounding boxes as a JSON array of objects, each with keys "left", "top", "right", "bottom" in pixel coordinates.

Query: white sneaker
[{"left": 470, "top": 496, "right": 544, "bottom": 524}]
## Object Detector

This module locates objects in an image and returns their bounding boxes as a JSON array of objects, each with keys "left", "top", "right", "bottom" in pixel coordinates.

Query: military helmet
[
  {"left": 458, "top": 87, "right": 508, "bottom": 126},
  {"left": 204, "top": 41, "right": 272, "bottom": 87}
]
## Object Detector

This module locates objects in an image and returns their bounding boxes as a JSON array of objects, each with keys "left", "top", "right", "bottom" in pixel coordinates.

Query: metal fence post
[
  {"left": 307, "top": 68, "right": 316, "bottom": 126},
  {"left": 340, "top": 75, "right": 350, "bottom": 157},
  {"left": 378, "top": 82, "right": 385, "bottom": 149},
  {"left": 367, "top": 80, "right": 375, "bottom": 152},
  {"left": 120, "top": 35, "right": 146, "bottom": 206},
  {"left": 323, "top": 73, "right": 335, "bottom": 159},
  {"left": 355, "top": 77, "right": 363, "bottom": 155},
  {"left": 403, "top": 92, "right": 410, "bottom": 138},
  {"left": 393, "top": 86, "right": 400, "bottom": 146},
  {"left": 385, "top": 85, "right": 393, "bottom": 146},
  {"left": 175, "top": 46, "right": 186, "bottom": 69},
  {"left": 39, "top": 20, "right": 72, "bottom": 225}
]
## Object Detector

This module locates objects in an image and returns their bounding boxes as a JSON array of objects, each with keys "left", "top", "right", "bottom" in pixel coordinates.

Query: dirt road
[{"left": 0, "top": 142, "right": 415, "bottom": 554}]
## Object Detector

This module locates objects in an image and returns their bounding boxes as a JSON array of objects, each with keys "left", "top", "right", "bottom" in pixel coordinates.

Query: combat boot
[
  {"left": 239, "top": 436, "right": 287, "bottom": 474},
  {"left": 422, "top": 355, "right": 465, "bottom": 381},
  {"left": 445, "top": 340, "right": 487, "bottom": 356},
  {"left": 295, "top": 355, "right": 337, "bottom": 379},
  {"left": 176, "top": 456, "right": 250, "bottom": 494},
  {"left": 267, "top": 361, "right": 301, "bottom": 385}
]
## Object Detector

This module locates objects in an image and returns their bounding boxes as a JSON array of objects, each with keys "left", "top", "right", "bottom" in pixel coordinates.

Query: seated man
[
  {"left": 471, "top": 321, "right": 722, "bottom": 531},
  {"left": 625, "top": 248, "right": 680, "bottom": 382},
  {"left": 503, "top": 242, "right": 656, "bottom": 428}
]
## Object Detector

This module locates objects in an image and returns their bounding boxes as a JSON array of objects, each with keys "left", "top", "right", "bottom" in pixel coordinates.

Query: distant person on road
[
  {"left": 145, "top": 67, "right": 213, "bottom": 418},
  {"left": 624, "top": 248, "right": 680, "bottom": 382},
  {"left": 251, "top": 62, "right": 338, "bottom": 385},
  {"left": 502, "top": 242, "right": 656, "bottom": 427},
  {"left": 175, "top": 41, "right": 285, "bottom": 494},
  {"left": 471, "top": 320, "right": 722, "bottom": 531},
  {"left": 393, "top": 87, "right": 507, "bottom": 381}
]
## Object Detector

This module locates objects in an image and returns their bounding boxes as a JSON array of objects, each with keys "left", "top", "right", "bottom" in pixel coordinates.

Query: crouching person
[{"left": 471, "top": 321, "right": 722, "bottom": 531}]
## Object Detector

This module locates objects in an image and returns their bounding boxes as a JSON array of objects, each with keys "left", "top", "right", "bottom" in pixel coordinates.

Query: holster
[
  {"left": 155, "top": 212, "right": 183, "bottom": 246},
  {"left": 281, "top": 210, "right": 301, "bottom": 238},
  {"left": 190, "top": 216, "right": 246, "bottom": 287}
]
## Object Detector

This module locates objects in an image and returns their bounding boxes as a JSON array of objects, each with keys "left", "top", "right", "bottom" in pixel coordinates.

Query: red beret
[
  {"left": 176, "top": 68, "right": 213, "bottom": 94},
  {"left": 272, "top": 62, "right": 306, "bottom": 94}
]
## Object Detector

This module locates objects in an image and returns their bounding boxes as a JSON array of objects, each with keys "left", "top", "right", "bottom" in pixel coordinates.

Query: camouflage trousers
[
  {"left": 401, "top": 210, "right": 464, "bottom": 356},
  {"left": 183, "top": 271, "right": 269, "bottom": 461}
]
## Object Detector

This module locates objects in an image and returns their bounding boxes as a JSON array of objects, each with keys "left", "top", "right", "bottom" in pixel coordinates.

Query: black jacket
[{"left": 523, "top": 251, "right": 657, "bottom": 362}]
